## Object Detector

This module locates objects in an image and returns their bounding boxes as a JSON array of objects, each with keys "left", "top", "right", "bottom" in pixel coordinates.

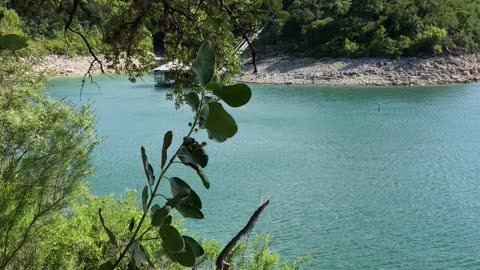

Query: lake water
[{"left": 47, "top": 76, "right": 480, "bottom": 269}]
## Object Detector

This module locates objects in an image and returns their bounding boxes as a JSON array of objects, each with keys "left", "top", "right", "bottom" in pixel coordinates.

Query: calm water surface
[{"left": 47, "top": 76, "right": 480, "bottom": 269}]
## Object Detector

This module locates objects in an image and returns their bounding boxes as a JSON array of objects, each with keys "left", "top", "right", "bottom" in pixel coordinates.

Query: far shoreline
[
  {"left": 36, "top": 53, "right": 480, "bottom": 87},
  {"left": 237, "top": 53, "right": 480, "bottom": 87}
]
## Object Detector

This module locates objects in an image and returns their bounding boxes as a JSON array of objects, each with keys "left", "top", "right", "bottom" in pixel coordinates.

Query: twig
[
  {"left": 218, "top": 0, "right": 258, "bottom": 74},
  {"left": 215, "top": 200, "right": 270, "bottom": 270}
]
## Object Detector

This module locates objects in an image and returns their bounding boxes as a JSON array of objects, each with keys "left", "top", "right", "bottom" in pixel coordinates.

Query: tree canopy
[{"left": 261, "top": 0, "right": 480, "bottom": 58}]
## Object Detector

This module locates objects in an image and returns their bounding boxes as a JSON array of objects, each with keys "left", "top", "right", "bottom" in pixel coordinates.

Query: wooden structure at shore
[{"left": 154, "top": 19, "right": 271, "bottom": 87}]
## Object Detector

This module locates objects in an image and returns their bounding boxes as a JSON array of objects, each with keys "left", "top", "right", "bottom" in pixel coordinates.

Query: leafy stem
[
  {"left": 99, "top": 40, "right": 255, "bottom": 270},
  {"left": 110, "top": 91, "right": 206, "bottom": 269}
]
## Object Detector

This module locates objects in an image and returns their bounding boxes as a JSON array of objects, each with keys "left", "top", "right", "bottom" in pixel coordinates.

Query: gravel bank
[
  {"left": 238, "top": 53, "right": 480, "bottom": 86},
  {"left": 33, "top": 55, "right": 115, "bottom": 77},
  {"left": 35, "top": 54, "right": 480, "bottom": 86}
]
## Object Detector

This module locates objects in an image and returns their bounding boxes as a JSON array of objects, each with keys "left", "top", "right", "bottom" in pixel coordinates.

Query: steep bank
[{"left": 238, "top": 53, "right": 480, "bottom": 86}]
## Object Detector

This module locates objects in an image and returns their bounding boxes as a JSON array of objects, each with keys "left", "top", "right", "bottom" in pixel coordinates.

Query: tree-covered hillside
[
  {"left": 3, "top": 0, "right": 480, "bottom": 59},
  {"left": 261, "top": 0, "right": 480, "bottom": 58}
]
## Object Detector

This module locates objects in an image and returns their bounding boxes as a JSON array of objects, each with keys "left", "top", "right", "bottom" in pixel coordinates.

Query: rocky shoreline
[
  {"left": 35, "top": 54, "right": 480, "bottom": 86},
  {"left": 237, "top": 53, "right": 480, "bottom": 86},
  {"left": 32, "top": 55, "right": 115, "bottom": 77}
]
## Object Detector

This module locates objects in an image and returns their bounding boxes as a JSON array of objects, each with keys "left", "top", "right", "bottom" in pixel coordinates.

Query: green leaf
[
  {"left": 198, "top": 103, "right": 210, "bottom": 129},
  {"left": 99, "top": 261, "right": 114, "bottom": 270},
  {"left": 151, "top": 205, "right": 171, "bottom": 226},
  {"left": 169, "top": 177, "right": 204, "bottom": 219},
  {"left": 212, "top": 84, "right": 252, "bottom": 108},
  {"left": 169, "top": 177, "right": 202, "bottom": 209},
  {"left": 160, "top": 225, "right": 185, "bottom": 253},
  {"left": 266, "top": 0, "right": 283, "bottom": 11},
  {"left": 189, "top": 163, "right": 210, "bottom": 189},
  {"left": 164, "top": 215, "right": 172, "bottom": 225},
  {"left": 161, "top": 131, "right": 173, "bottom": 169},
  {"left": 141, "top": 147, "right": 155, "bottom": 186},
  {"left": 206, "top": 81, "right": 222, "bottom": 92},
  {"left": 185, "top": 92, "right": 200, "bottom": 112},
  {"left": 192, "top": 40, "right": 215, "bottom": 86},
  {"left": 176, "top": 204, "right": 204, "bottom": 219},
  {"left": 183, "top": 236, "right": 205, "bottom": 257},
  {"left": 205, "top": 102, "right": 238, "bottom": 141},
  {"left": 0, "top": 34, "right": 28, "bottom": 50},
  {"left": 165, "top": 240, "right": 196, "bottom": 267},
  {"left": 142, "top": 186, "right": 148, "bottom": 213},
  {"left": 128, "top": 217, "right": 135, "bottom": 232},
  {"left": 178, "top": 138, "right": 208, "bottom": 168},
  {"left": 98, "top": 209, "right": 117, "bottom": 247},
  {"left": 255, "top": 0, "right": 265, "bottom": 8},
  {"left": 276, "top": 10, "right": 290, "bottom": 20}
]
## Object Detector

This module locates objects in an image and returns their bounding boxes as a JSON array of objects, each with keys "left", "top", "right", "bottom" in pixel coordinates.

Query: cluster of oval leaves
[
  {"left": 158, "top": 40, "right": 252, "bottom": 267},
  {"left": 100, "top": 40, "right": 252, "bottom": 269},
  {"left": 187, "top": 40, "right": 252, "bottom": 142}
]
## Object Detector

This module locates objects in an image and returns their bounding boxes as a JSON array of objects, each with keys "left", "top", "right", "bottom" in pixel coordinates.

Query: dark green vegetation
[
  {"left": 261, "top": 0, "right": 480, "bottom": 58},
  {"left": 6, "top": 0, "right": 480, "bottom": 61},
  {"left": 0, "top": 0, "right": 312, "bottom": 269}
]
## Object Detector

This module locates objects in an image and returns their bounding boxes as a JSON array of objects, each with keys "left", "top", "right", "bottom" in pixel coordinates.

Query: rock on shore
[{"left": 238, "top": 53, "right": 480, "bottom": 86}]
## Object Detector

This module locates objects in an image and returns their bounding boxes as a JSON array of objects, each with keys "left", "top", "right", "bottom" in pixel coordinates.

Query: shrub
[{"left": 0, "top": 56, "right": 99, "bottom": 269}]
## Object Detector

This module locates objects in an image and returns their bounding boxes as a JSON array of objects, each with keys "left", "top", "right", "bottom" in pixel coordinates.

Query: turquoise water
[{"left": 47, "top": 76, "right": 480, "bottom": 269}]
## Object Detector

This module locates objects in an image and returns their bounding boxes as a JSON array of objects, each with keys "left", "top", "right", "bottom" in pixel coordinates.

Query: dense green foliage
[
  {"left": 0, "top": 54, "right": 99, "bottom": 268},
  {"left": 4, "top": 0, "right": 480, "bottom": 60},
  {"left": 261, "top": 0, "right": 480, "bottom": 57},
  {"left": 0, "top": 1, "right": 307, "bottom": 269},
  {"left": 0, "top": 43, "right": 306, "bottom": 269},
  {"left": 13, "top": 187, "right": 308, "bottom": 269}
]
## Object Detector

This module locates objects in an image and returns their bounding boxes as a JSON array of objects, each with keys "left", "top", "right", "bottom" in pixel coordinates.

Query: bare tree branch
[
  {"left": 216, "top": 200, "right": 270, "bottom": 270},
  {"left": 218, "top": 0, "right": 258, "bottom": 74}
]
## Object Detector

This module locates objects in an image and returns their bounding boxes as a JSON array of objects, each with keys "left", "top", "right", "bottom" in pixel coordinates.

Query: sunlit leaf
[
  {"left": 205, "top": 102, "right": 238, "bottom": 141},
  {"left": 192, "top": 40, "right": 215, "bottom": 86},
  {"left": 212, "top": 84, "right": 252, "bottom": 107}
]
